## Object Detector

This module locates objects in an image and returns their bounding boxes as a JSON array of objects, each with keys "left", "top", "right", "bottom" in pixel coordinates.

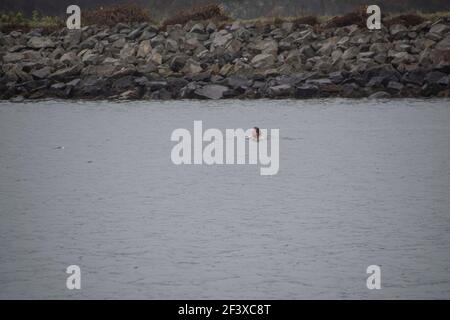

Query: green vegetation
[
  {"left": 0, "top": 3, "right": 448, "bottom": 33},
  {"left": 0, "top": 10, "right": 62, "bottom": 33}
]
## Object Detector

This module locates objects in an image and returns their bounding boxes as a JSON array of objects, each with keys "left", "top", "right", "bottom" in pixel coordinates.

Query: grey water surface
[{"left": 0, "top": 99, "right": 449, "bottom": 299}]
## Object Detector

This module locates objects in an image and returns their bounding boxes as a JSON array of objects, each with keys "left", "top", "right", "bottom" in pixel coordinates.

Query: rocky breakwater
[{"left": 1, "top": 18, "right": 450, "bottom": 100}]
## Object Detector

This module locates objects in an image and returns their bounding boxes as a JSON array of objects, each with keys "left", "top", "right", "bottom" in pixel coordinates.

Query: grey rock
[
  {"left": 147, "top": 81, "right": 168, "bottom": 91},
  {"left": 421, "top": 83, "right": 443, "bottom": 96},
  {"left": 367, "top": 76, "right": 385, "bottom": 87},
  {"left": 425, "top": 71, "right": 446, "bottom": 84},
  {"left": 64, "top": 30, "right": 82, "bottom": 48},
  {"left": 137, "top": 40, "right": 152, "bottom": 58},
  {"left": 128, "top": 27, "right": 144, "bottom": 40},
  {"left": 170, "top": 55, "right": 187, "bottom": 72},
  {"left": 402, "top": 70, "right": 425, "bottom": 85},
  {"left": 66, "top": 78, "right": 81, "bottom": 87},
  {"left": 436, "top": 35, "right": 450, "bottom": 50},
  {"left": 60, "top": 51, "right": 79, "bottom": 64},
  {"left": 182, "top": 59, "right": 203, "bottom": 75},
  {"left": 50, "top": 82, "right": 66, "bottom": 90},
  {"left": 369, "top": 91, "right": 391, "bottom": 99},
  {"left": 10, "top": 95, "right": 25, "bottom": 102},
  {"left": 329, "top": 71, "right": 346, "bottom": 84},
  {"left": 206, "top": 22, "right": 217, "bottom": 33},
  {"left": 166, "top": 38, "right": 179, "bottom": 52},
  {"left": 250, "top": 39, "right": 278, "bottom": 55},
  {"left": 438, "top": 75, "right": 450, "bottom": 86},
  {"left": 180, "top": 82, "right": 198, "bottom": 98},
  {"left": 251, "top": 53, "right": 275, "bottom": 69},
  {"left": 112, "top": 38, "right": 127, "bottom": 48},
  {"left": 267, "top": 84, "right": 292, "bottom": 97},
  {"left": 390, "top": 24, "right": 408, "bottom": 38},
  {"left": 387, "top": 81, "right": 404, "bottom": 91},
  {"left": 119, "top": 43, "right": 136, "bottom": 60},
  {"left": 299, "top": 45, "right": 315, "bottom": 59},
  {"left": 31, "top": 67, "right": 52, "bottom": 79},
  {"left": 112, "top": 76, "right": 135, "bottom": 91},
  {"left": 190, "top": 23, "right": 205, "bottom": 33},
  {"left": 211, "top": 30, "right": 233, "bottom": 48},
  {"left": 27, "top": 36, "right": 55, "bottom": 49},
  {"left": 226, "top": 76, "right": 252, "bottom": 89},
  {"left": 195, "top": 84, "right": 229, "bottom": 100},
  {"left": 342, "top": 47, "right": 360, "bottom": 60},
  {"left": 81, "top": 51, "right": 99, "bottom": 65},
  {"left": 295, "top": 84, "right": 319, "bottom": 98},
  {"left": 118, "top": 89, "right": 141, "bottom": 99},
  {"left": 139, "top": 30, "right": 157, "bottom": 41},
  {"left": 429, "top": 24, "right": 449, "bottom": 35},
  {"left": 50, "top": 65, "right": 82, "bottom": 80},
  {"left": 3, "top": 52, "right": 24, "bottom": 63}
]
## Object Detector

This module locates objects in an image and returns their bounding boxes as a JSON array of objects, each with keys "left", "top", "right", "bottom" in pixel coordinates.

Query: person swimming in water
[{"left": 249, "top": 127, "right": 261, "bottom": 142}]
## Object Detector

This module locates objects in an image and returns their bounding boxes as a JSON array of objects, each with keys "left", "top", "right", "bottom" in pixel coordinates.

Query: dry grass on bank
[
  {"left": 324, "top": 6, "right": 369, "bottom": 28},
  {"left": 1, "top": 4, "right": 448, "bottom": 34},
  {"left": 162, "top": 4, "right": 230, "bottom": 29},
  {"left": 384, "top": 13, "right": 426, "bottom": 27},
  {"left": 82, "top": 4, "right": 152, "bottom": 27}
]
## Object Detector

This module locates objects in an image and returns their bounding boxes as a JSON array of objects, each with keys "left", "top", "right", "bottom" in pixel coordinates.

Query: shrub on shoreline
[
  {"left": 0, "top": 5, "right": 448, "bottom": 33},
  {"left": 384, "top": 13, "right": 425, "bottom": 27},
  {"left": 82, "top": 4, "right": 152, "bottom": 27},
  {"left": 292, "top": 15, "right": 320, "bottom": 27},
  {"left": 324, "top": 6, "right": 368, "bottom": 28},
  {"left": 162, "top": 4, "right": 229, "bottom": 28},
  {"left": 0, "top": 10, "right": 62, "bottom": 33}
]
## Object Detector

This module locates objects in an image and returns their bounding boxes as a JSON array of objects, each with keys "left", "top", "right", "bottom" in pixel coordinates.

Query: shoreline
[
  {"left": 1, "top": 18, "right": 449, "bottom": 101},
  {"left": 4, "top": 97, "right": 448, "bottom": 104}
]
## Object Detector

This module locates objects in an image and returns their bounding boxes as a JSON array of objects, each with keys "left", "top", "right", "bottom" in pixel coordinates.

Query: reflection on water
[{"left": 0, "top": 99, "right": 449, "bottom": 299}]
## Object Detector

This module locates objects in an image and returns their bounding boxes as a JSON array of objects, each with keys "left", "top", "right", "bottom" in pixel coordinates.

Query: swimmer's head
[{"left": 253, "top": 127, "right": 260, "bottom": 141}]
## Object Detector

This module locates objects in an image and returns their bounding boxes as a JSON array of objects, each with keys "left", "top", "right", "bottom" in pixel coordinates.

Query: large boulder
[
  {"left": 369, "top": 42, "right": 390, "bottom": 53},
  {"left": 120, "top": 43, "right": 136, "bottom": 60},
  {"left": 342, "top": 47, "right": 360, "bottom": 60},
  {"left": 295, "top": 84, "right": 319, "bottom": 98},
  {"left": 31, "top": 66, "right": 52, "bottom": 79},
  {"left": 436, "top": 35, "right": 450, "bottom": 50},
  {"left": 390, "top": 24, "right": 408, "bottom": 39},
  {"left": 267, "top": 84, "right": 292, "bottom": 97},
  {"left": 60, "top": 51, "right": 79, "bottom": 65},
  {"left": 402, "top": 70, "right": 425, "bottom": 85},
  {"left": 50, "top": 65, "right": 82, "bottom": 80},
  {"left": 211, "top": 30, "right": 233, "bottom": 48},
  {"left": 251, "top": 53, "right": 275, "bottom": 69},
  {"left": 429, "top": 24, "right": 449, "bottom": 36},
  {"left": 225, "top": 76, "right": 253, "bottom": 90},
  {"left": 194, "top": 85, "right": 229, "bottom": 99},
  {"left": 2, "top": 52, "right": 24, "bottom": 63},
  {"left": 182, "top": 59, "right": 203, "bottom": 75},
  {"left": 63, "top": 30, "right": 82, "bottom": 48},
  {"left": 166, "top": 38, "right": 179, "bottom": 52},
  {"left": 250, "top": 39, "right": 278, "bottom": 55},
  {"left": 27, "top": 36, "right": 55, "bottom": 49},
  {"left": 148, "top": 51, "right": 163, "bottom": 65},
  {"left": 424, "top": 71, "right": 447, "bottom": 84},
  {"left": 137, "top": 40, "right": 152, "bottom": 58},
  {"left": 169, "top": 55, "right": 187, "bottom": 72},
  {"left": 81, "top": 51, "right": 99, "bottom": 65},
  {"left": 369, "top": 91, "right": 391, "bottom": 99},
  {"left": 190, "top": 23, "right": 205, "bottom": 33}
]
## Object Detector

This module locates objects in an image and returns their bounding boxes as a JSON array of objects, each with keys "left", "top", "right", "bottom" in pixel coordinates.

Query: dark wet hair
[{"left": 253, "top": 127, "right": 260, "bottom": 142}]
